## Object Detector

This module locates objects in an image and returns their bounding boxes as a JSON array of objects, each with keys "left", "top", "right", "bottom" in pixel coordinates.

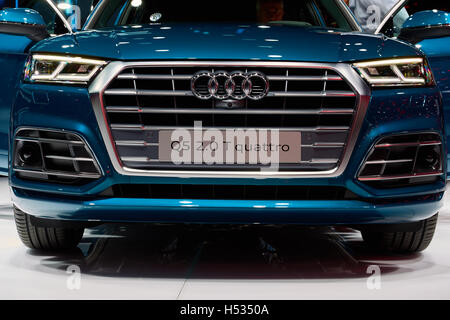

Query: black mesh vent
[{"left": 100, "top": 184, "right": 360, "bottom": 201}]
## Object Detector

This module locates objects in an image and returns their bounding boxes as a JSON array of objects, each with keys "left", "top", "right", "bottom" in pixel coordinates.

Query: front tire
[
  {"left": 361, "top": 213, "right": 438, "bottom": 254},
  {"left": 14, "top": 207, "right": 84, "bottom": 251}
]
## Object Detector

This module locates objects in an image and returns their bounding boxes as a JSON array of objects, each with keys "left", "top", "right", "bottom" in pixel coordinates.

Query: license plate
[{"left": 157, "top": 130, "right": 301, "bottom": 164}]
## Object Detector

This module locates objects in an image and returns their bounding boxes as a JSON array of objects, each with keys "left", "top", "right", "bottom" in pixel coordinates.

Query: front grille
[
  {"left": 13, "top": 129, "right": 102, "bottom": 184},
  {"left": 101, "top": 62, "right": 358, "bottom": 172},
  {"left": 100, "top": 184, "right": 359, "bottom": 201}
]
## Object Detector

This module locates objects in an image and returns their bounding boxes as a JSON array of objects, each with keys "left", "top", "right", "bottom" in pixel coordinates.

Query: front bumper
[
  {"left": 11, "top": 187, "right": 444, "bottom": 225},
  {"left": 9, "top": 82, "right": 447, "bottom": 225}
]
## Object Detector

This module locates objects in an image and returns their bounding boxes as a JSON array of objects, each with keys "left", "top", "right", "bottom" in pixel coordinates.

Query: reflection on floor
[
  {"left": 0, "top": 177, "right": 449, "bottom": 299},
  {"left": 38, "top": 225, "right": 398, "bottom": 279}
]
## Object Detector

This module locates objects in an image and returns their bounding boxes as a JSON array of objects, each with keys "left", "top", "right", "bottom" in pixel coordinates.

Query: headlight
[
  {"left": 353, "top": 57, "right": 434, "bottom": 87},
  {"left": 24, "top": 54, "right": 107, "bottom": 84}
]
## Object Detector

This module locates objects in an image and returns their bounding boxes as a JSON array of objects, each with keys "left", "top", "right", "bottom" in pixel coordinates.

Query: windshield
[{"left": 86, "top": 0, "right": 355, "bottom": 31}]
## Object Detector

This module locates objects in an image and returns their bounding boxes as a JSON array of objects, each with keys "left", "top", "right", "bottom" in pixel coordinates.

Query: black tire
[
  {"left": 361, "top": 213, "right": 438, "bottom": 254},
  {"left": 14, "top": 207, "right": 84, "bottom": 251}
]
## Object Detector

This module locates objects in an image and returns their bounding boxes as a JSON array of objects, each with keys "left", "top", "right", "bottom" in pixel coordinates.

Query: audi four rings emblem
[{"left": 191, "top": 71, "right": 270, "bottom": 100}]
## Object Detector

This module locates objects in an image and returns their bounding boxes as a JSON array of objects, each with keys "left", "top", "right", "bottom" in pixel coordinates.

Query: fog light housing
[
  {"left": 14, "top": 140, "right": 43, "bottom": 169},
  {"left": 358, "top": 132, "right": 443, "bottom": 188},
  {"left": 416, "top": 146, "right": 440, "bottom": 172},
  {"left": 13, "top": 128, "right": 102, "bottom": 185}
]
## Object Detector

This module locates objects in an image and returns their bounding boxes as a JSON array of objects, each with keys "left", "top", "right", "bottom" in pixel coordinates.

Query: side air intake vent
[
  {"left": 13, "top": 128, "right": 102, "bottom": 184},
  {"left": 358, "top": 132, "right": 443, "bottom": 188}
]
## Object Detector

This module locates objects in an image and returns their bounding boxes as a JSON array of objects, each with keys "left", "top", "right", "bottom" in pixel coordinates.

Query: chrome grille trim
[
  {"left": 116, "top": 74, "right": 345, "bottom": 81},
  {"left": 14, "top": 168, "right": 102, "bottom": 179},
  {"left": 89, "top": 61, "right": 370, "bottom": 178},
  {"left": 104, "top": 89, "right": 190, "bottom": 96},
  {"left": 375, "top": 141, "right": 442, "bottom": 148},
  {"left": 105, "top": 106, "right": 355, "bottom": 115},
  {"left": 358, "top": 172, "right": 443, "bottom": 181},
  {"left": 103, "top": 88, "right": 356, "bottom": 97},
  {"left": 119, "top": 157, "right": 341, "bottom": 165},
  {"left": 118, "top": 74, "right": 193, "bottom": 80},
  {"left": 109, "top": 125, "right": 351, "bottom": 132},
  {"left": 113, "top": 140, "right": 345, "bottom": 148},
  {"left": 269, "top": 91, "right": 356, "bottom": 97},
  {"left": 44, "top": 155, "right": 96, "bottom": 162},
  {"left": 364, "top": 159, "right": 414, "bottom": 165},
  {"left": 15, "top": 137, "right": 85, "bottom": 145}
]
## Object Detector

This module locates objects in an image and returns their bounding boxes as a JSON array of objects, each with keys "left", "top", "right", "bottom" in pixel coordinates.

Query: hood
[{"left": 31, "top": 23, "right": 421, "bottom": 62}]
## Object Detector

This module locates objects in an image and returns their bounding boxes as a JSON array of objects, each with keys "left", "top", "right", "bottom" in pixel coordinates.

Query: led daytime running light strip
[
  {"left": 354, "top": 57, "right": 426, "bottom": 85},
  {"left": 32, "top": 55, "right": 107, "bottom": 65},
  {"left": 353, "top": 57, "right": 423, "bottom": 68}
]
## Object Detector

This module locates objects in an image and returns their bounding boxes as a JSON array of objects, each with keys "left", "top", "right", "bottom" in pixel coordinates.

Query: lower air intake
[
  {"left": 13, "top": 128, "right": 102, "bottom": 184},
  {"left": 99, "top": 184, "right": 360, "bottom": 201},
  {"left": 358, "top": 132, "right": 443, "bottom": 188}
]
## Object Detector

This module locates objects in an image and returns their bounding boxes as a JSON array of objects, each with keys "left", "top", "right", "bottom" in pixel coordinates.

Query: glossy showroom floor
[{"left": 1, "top": 177, "right": 450, "bottom": 299}]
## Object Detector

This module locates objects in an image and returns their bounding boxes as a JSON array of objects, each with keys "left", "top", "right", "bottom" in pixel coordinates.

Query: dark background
[{"left": 407, "top": 1, "right": 449, "bottom": 12}]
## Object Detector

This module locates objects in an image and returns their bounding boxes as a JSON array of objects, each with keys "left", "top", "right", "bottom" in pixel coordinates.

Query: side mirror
[
  {"left": 0, "top": 8, "right": 49, "bottom": 42},
  {"left": 398, "top": 10, "right": 450, "bottom": 44}
]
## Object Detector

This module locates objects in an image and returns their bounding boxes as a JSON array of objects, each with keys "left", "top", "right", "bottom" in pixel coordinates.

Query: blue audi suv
[{"left": 0, "top": 0, "right": 448, "bottom": 254}]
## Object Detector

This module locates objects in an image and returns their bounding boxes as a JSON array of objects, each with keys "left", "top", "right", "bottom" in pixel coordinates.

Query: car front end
[{"left": 8, "top": 0, "right": 447, "bottom": 253}]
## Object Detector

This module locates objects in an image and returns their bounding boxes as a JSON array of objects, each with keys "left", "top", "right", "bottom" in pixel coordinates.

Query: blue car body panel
[
  {"left": 0, "top": 8, "right": 46, "bottom": 25},
  {"left": 402, "top": 10, "right": 450, "bottom": 29},
  {"left": 31, "top": 23, "right": 421, "bottom": 62},
  {"left": 0, "top": 33, "right": 33, "bottom": 175},
  {"left": 415, "top": 36, "right": 450, "bottom": 173},
  {"left": 11, "top": 187, "right": 444, "bottom": 225}
]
